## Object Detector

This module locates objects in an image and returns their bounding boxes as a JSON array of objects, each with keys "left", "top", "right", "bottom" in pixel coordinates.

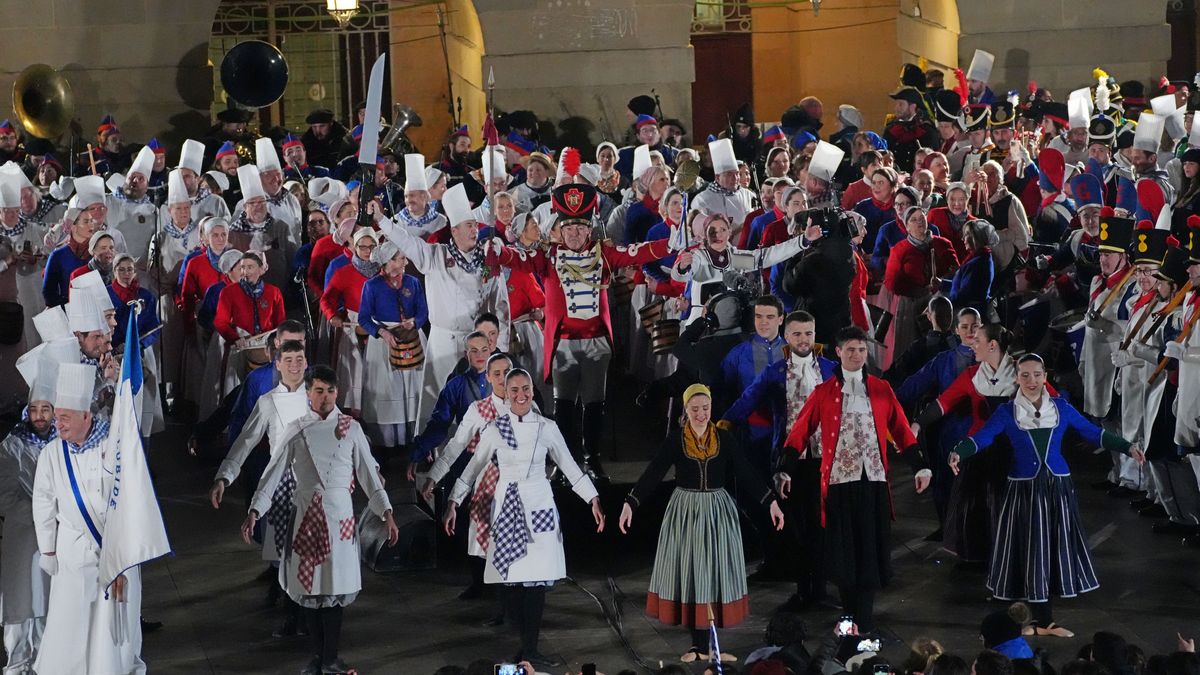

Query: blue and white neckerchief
[
  {"left": 0, "top": 220, "right": 24, "bottom": 239},
  {"left": 449, "top": 243, "right": 486, "bottom": 275},
  {"left": 494, "top": 414, "right": 518, "bottom": 449},
  {"left": 350, "top": 255, "right": 381, "bottom": 279},
  {"left": 240, "top": 279, "right": 266, "bottom": 332},
  {"left": 111, "top": 188, "right": 151, "bottom": 206},
  {"left": 64, "top": 417, "right": 110, "bottom": 455},
  {"left": 231, "top": 210, "right": 272, "bottom": 233},
  {"left": 706, "top": 181, "right": 737, "bottom": 197},
  {"left": 10, "top": 410, "right": 57, "bottom": 449},
  {"left": 266, "top": 190, "right": 289, "bottom": 207},
  {"left": 80, "top": 355, "right": 99, "bottom": 366},
  {"left": 190, "top": 185, "right": 213, "bottom": 205},
  {"left": 205, "top": 246, "right": 223, "bottom": 268},
  {"left": 163, "top": 216, "right": 197, "bottom": 241},
  {"left": 395, "top": 207, "right": 440, "bottom": 230}
]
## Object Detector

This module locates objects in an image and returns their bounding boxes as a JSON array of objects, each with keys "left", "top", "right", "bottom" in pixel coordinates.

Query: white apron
[
  {"left": 1173, "top": 293, "right": 1200, "bottom": 448},
  {"left": 333, "top": 311, "right": 366, "bottom": 415},
  {"left": 449, "top": 412, "right": 598, "bottom": 584},
  {"left": 1081, "top": 271, "right": 1135, "bottom": 418},
  {"left": 250, "top": 414, "right": 390, "bottom": 606}
]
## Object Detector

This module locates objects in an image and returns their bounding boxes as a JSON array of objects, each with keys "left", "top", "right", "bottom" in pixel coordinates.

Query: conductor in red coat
[
  {"left": 214, "top": 251, "right": 286, "bottom": 345},
  {"left": 783, "top": 326, "right": 931, "bottom": 634},
  {"left": 490, "top": 179, "right": 679, "bottom": 481}
]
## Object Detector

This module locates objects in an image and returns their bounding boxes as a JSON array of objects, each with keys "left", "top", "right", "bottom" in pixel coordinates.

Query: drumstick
[
  {"left": 1137, "top": 280, "right": 1193, "bottom": 346},
  {"left": 1088, "top": 266, "right": 1135, "bottom": 321},
  {"left": 86, "top": 143, "right": 98, "bottom": 176},
  {"left": 1150, "top": 298, "right": 1200, "bottom": 384}
]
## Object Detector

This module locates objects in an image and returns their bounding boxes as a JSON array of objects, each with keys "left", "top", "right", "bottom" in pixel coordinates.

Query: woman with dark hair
[
  {"left": 446, "top": 368, "right": 604, "bottom": 668},
  {"left": 871, "top": 185, "right": 932, "bottom": 274},
  {"left": 948, "top": 219, "right": 999, "bottom": 320},
  {"left": 1171, "top": 148, "right": 1200, "bottom": 239},
  {"left": 880, "top": 207, "right": 959, "bottom": 369},
  {"left": 853, "top": 167, "right": 899, "bottom": 247},
  {"left": 949, "top": 354, "right": 1142, "bottom": 638},
  {"left": 620, "top": 383, "right": 783, "bottom": 663}
]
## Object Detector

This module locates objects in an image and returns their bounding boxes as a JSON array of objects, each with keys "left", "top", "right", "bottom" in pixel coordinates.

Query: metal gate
[{"left": 210, "top": 0, "right": 391, "bottom": 130}]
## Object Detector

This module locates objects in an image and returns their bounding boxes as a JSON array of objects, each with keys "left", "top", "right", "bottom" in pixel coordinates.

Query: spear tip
[{"left": 488, "top": 66, "right": 495, "bottom": 88}]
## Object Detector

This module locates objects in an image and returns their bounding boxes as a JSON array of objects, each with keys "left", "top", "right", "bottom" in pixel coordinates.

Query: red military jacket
[
  {"left": 214, "top": 281, "right": 285, "bottom": 343},
  {"left": 308, "top": 235, "right": 347, "bottom": 296},
  {"left": 494, "top": 238, "right": 670, "bottom": 379},
  {"left": 784, "top": 370, "right": 919, "bottom": 525},
  {"left": 507, "top": 268, "right": 546, "bottom": 322}
]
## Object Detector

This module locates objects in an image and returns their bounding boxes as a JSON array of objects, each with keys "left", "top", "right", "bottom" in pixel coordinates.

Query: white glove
[
  {"left": 1130, "top": 341, "right": 1158, "bottom": 365},
  {"left": 488, "top": 237, "right": 505, "bottom": 256},
  {"left": 38, "top": 553, "right": 57, "bottom": 576},
  {"left": 1165, "top": 340, "right": 1186, "bottom": 361},
  {"left": 667, "top": 225, "right": 686, "bottom": 253},
  {"left": 1111, "top": 350, "right": 1133, "bottom": 368},
  {"left": 1035, "top": 255, "right": 1048, "bottom": 271}
]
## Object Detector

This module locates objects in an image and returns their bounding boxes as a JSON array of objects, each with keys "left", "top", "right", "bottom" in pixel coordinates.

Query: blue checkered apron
[{"left": 267, "top": 468, "right": 297, "bottom": 555}]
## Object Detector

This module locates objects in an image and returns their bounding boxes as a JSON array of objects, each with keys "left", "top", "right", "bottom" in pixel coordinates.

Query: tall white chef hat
[
  {"left": 442, "top": 183, "right": 474, "bottom": 227},
  {"left": 965, "top": 49, "right": 995, "bottom": 83},
  {"left": 481, "top": 146, "right": 508, "bottom": 184},
  {"left": 67, "top": 290, "right": 106, "bottom": 334},
  {"left": 33, "top": 305, "right": 72, "bottom": 342},
  {"left": 72, "top": 175, "right": 106, "bottom": 209},
  {"left": 808, "top": 141, "right": 846, "bottom": 183},
  {"left": 127, "top": 145, "right": 155, "bottom": 181},
  {"left": 237, "top": 165, "right": 267, "bottom": 201},
  {"left": 255, "top": 137, "right": 282, "bottom": 173},
  {"left": 54, "top": 363, "right": 96, "bottom": 412},
  {"left": 404, "top": 154, "right": 428, "bottom": 193},
  {"left": 179, "top": 139, "right": 206, "bottom": 175},
  {"left": 1133, "top": 113, "right": 1166, "bottom": 154},
  {"left": 167, "top": 169, "right": 189, "bottom": 206},
  {"left": 632, "top": 145, "right": 653, "bottom": 181},
  {"left": 71, "top": 269, "right": 115, "bottom": 313},
  {"left": 708, "top": 138, "right": 738, "bottom": 175}
]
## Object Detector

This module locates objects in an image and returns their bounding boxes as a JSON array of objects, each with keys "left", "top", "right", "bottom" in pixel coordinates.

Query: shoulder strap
[{"left": 62, "top": 443, "right": 103, "bottom": 547}]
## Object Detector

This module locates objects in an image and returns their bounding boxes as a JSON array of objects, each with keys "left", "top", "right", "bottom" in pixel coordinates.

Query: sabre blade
[{"left": 358, "top": 54, "right": 387, "bottom": 166}]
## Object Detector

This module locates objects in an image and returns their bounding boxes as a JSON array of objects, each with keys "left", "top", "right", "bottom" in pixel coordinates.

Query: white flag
[{"left": 99, "top": 307, "right": 172, "bottom": 592}]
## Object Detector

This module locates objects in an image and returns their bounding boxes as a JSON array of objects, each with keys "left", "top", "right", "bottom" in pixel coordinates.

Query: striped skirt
[
  {"left": 645, "top": 488, "right": 750, "bottom": 629},
  {"left": 987, "top": 470, "right": 1099, "bottom": 602}
]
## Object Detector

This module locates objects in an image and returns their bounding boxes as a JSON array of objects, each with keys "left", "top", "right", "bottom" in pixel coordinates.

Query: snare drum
[
  {"left": 650, "top": 319, "right": 680, "bottom": 355},
  {"left": 388, "top": 328, "right": 425, "bottom": 370}
]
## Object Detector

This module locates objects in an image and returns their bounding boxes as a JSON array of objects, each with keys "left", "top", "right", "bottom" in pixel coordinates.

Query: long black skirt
[
  {"left": 987, "top": 470, "right": 1099, "bottom": 602},
  {"left": 823, "top": 479, "right": 892, "bottom": 590},
  {"left": 943, "top": 438, "right": 1011, "bottom": 563}
]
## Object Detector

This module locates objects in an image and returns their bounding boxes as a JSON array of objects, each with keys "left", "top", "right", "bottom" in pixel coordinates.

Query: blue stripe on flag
[{"left": 120, "top": 302, "right": 142, "bottom": 396}]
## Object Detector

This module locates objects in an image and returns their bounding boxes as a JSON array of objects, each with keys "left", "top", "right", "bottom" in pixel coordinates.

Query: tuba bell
[
  {"left": 379, "top": 103, "right": 422, "bottom": 155},
  {"left": 220, "top": 40, "right": 290, "bottom": 108},
  {"left": 12, "top": 64, "right": 75, "bottom": 139}
]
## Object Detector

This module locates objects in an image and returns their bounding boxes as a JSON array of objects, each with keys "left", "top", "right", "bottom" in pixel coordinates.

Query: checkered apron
[
  {"left": 487, "top": 415, "right": 533, "bottom": 580},
  {"left": 469, "top": 397, "right": 501, "bottom": 552},
  {"left": 292, "top": 492, "right": 332, "bottom": 592},
  {"left": 267, "top": 468, "right": 297, "bottom": 556}
]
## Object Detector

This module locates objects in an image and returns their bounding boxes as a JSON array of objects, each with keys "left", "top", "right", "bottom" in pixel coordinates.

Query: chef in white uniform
[
  {"left": 176, "top": 139, "right": 230, "bottom": 222},
  {"left": 376, "top": 183, "right": 510, "bottom": 428},
  {"left": 243, "top": 365, "right": 397, "bottom": 675},
  {"left": 106, "top": 146, "right": 159, "bottom": 263},
  {"left": 31, "top": 362, "right": 145, "bottom": 675},
  {"left": 234, "top": 138, "right": 303, "bottom": 244}
]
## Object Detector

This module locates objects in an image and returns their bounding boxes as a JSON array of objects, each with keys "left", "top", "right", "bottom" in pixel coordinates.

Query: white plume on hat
[
  {"left": 808, "top": 141, "right": 845, "bottom": 183},
  {"left": 127, "top": 145, "right": 155, "bottom": 180},
  {"left": 442, "top": 183, "right": 474, "bottom": 227},
  {"left": 72, "top": 175, "right": 106, "bottom": 208},
  {"left": 54, "top": 362, "right": 96, "bottom": 412},
  {"left": 404, "top": 154, "right": 428, "bottom": 193},
  {"left": 1133, "top": 113, "right": 1166, "bottom": 154},
  {"left": 632, "top": 145, "right": 653, "bottom": 181},
  {"left": 708, "top": 138, "right": 738, "bottom": 175},
  {"left": 237, "top": 165, "right": 266, "bottom": 201},
  {"left": 255, "top": 137, "right": 281, "bottom": 172},
  {"left": 179, "top": 139, "right": 205, "bottom": 174},
  {"left": 167, "top": 169, "right": 189, "bottom": 206}
]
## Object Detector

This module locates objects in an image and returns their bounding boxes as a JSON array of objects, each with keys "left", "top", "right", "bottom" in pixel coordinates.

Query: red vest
[
  {"left": 320, "top": 264, "right": 369, "bottom": 320},
  {"left": 214, "top": 282, "right": 285, "bottom": 343}
]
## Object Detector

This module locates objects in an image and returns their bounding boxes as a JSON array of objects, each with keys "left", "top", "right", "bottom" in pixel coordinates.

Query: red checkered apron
[
  {"left": 292, "top": 492, "right": 331, "bottom": 592},
  {"left": 468, "top": 397, "right": 501, "bottom": 552}
]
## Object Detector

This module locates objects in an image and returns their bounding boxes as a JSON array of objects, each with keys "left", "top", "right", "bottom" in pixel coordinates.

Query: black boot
[
  {"left": 582, "top": 402, "right": 609, "bottom": 482},
  {"left": 553, "top": 399, "right": 581, "bottom": 459}
]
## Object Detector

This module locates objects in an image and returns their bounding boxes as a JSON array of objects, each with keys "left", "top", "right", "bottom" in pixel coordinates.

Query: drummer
[
  {"left": 320, "top": 228, "right": 380, "bottom": 416},
  {"left": 357, "top": 240, "right": 428, "bottom": 452}
]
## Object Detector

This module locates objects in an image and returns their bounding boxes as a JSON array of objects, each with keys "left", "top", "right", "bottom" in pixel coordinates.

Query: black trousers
[
  {"left": 304, "top": 605, "right": 344, "bottom": 665},
  {"left": 502, "top": 585, "right": 547, "bottom": 657},
  {"left": 788, "top": 457, "right": 826, "bottom": 601}
]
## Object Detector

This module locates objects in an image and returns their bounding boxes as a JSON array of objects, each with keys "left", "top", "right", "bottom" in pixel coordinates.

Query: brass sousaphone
[{"left": 12, "top": 64, "right": 75, "bottom": 139}]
